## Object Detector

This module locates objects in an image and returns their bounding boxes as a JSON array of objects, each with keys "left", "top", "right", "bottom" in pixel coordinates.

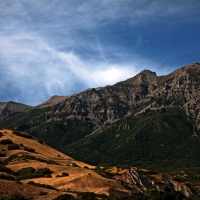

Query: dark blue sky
[{"left": 0, "top": 0, "right": 200, "bottom": 105}]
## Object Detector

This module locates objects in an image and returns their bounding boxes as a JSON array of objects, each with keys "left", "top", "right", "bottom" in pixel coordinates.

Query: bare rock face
[
  {"left": 37, "top": 63, "right": 200, "bottom": 134},
  {"left": 39, "top": 69, "right": 158, "bottom": 127},
  {"left": 134, "top": 62, "right": 200, "bottom": 133},
  {"left": 0, "top": 101, "right": 31, "bottom": 120},
  {"left": 115, "top": 168, "right": 194, "bottom": 197}
]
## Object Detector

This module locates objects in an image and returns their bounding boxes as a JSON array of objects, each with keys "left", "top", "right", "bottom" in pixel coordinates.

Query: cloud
[
  {"left": 0, "top": 0, "right": 199, "bottom": 105},
  {"left": 0, "top": 29, "right": 162, "bottom": 105}
]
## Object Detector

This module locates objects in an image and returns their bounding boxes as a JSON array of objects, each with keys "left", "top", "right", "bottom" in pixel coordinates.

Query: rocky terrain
[
  {"left": 0, "top": 101, "right": 31, "bottom": 121},
  {"left": 0, "top": 62, "right": 200, "bottom": 171}
]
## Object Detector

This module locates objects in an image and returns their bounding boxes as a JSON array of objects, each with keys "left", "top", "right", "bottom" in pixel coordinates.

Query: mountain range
[{"left": 0, "top": 62, "right": 200, "bottom": 173}]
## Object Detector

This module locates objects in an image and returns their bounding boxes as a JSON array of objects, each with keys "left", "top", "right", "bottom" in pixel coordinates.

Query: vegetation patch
[
  {"left": 16, "top": 167, "right": 52, "bottom": 180},
  {"left": 1, "top": 154, "right": 58, "bottom": 166},
  {"left": 0, "top": 152, "right": 6, "bottom": 157},
  {"left": 1, "top": 154, "right": 19, "bottom": 166},
  {"left": 28, "top": 181, "right": 57, "bottom": 190},
  {"left": 0, "top": 174, "right": 15, "bottom": 181},
  {"left": 12, "top": 130, "right": 33, "bottom": 139},
  {"left": 0, "top": 139, "right": 13, "bottom": 145},
  {"left": 0, "top": 166, "right": 15, "bottom": 174},
  {"left": 0, "top": 193, "right": 29, "bottom": 200},
  {"left": 7, "top": 143, "right": 20, "bottom": 150},
  {"left": 53, "top": 194, "right": 75, "bottom": 200},
  {"left": 0, "top": 132, "right": 3, "bottom": 138},
  {"left": 23, "top": 146, "right": 35, "bottom": 153}
]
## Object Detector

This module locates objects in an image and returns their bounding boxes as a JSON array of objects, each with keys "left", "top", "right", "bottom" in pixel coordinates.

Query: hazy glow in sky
[{"left": 0, "top": 0, "right": 200, "bottom": 105}]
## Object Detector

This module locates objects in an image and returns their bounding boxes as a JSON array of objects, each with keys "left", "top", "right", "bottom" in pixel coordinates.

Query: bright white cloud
[{"left": 0, "top": 0, "right": 199, "bottom": 105}]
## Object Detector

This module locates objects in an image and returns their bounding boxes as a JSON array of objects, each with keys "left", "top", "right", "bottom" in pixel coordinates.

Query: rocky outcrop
[{"left": 115, "top": 168, "right": 194, "bottom": 197}]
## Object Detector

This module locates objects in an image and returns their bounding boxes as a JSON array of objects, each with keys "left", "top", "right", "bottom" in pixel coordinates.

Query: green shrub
[
  {"left": 0, "top": 132, "right": 3, "bottom": 138},
  {"left": 72, "top": 163, "right": 79, "bottom": 167},
  {"left": 37, "top": 168, "right": 52, "bottom": 176},
  {"left": 16, "top": 167, "right": 52, "bottom": 180},
  {"left": 0, "top": 174, "right": 15, "bottom": 181},
  {"left": 0, "top": 166, "right": 15, "bottom": 174},
  {"left": 53, "top": 194, "right": 75, "bottom": 200},
  {"left": 1, "top": 154, "right": 19, "bottom": 166},
  {"left": 77, "top": 192, "right": 97, "bottom": 200},
  {"left": 39, "top": 191, "right": 48, "bottom": 196},
  {"left": 0, "top": 139, "right": 13, "bottom": 145},
  {"left": 27, "top": 181, "right": 57, "bottom": 190},
  {"left": 12, "top": 131, "right": 32, "bottom": 139},
  {"left": 23, "top": 147, "right": 35, "bottom": 153},
  {"left": 61, "top": 172, "right": 69, "bottom": 177},
  {"left": 7, "top": 143, "right": 20, "bottom": 150},
  {"left": 16, "top": 167, "right": 35, "bottom": 176},
  {"left": 0, "top": 152, "right": 6, "bottom": 157}
]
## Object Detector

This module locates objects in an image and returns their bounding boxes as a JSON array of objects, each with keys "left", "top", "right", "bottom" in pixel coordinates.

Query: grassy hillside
[
  {"left": 65, "top": 108, "right": 200, "bottom": 172},
  {"left": 0, "top": 129, "right": 132, "bottom": 199}
]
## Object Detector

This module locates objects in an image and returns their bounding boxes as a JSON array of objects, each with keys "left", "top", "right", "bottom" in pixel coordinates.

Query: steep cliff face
[{"left": 133, "top": 62, "right": 200, "bottom": 133}]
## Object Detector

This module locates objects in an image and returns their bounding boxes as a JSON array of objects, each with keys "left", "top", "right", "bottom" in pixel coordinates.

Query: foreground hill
[
  {"left": 0, "top": 129, "right": 131, "bottom": 199},
  {"left": 0, "top": 62, "right": 200, "bottom": 172},
  {"left": 0, "top": 129, "right": 196, "bottom": 199}
]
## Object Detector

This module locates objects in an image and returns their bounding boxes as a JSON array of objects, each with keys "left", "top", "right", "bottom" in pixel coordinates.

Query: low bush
[
  {"left": 7, "top": 143, "right": 20, "bottom": 150},
  {"left": 12, "top": 131, "right": 32, "bottom": 139},
  {"left": 0, "top": 166, "right": 15, "bottom": 174},
  {"left": 61, "top": 172, "right": 69, "bottom": 177},
  {"left": 0, "top": 132, "right": 3, "bottom": 138},
  {"left": 0, "top": 152, "right": 6, "bottom": 157},
  {"left": 0, "top": 139, "right": 13, "bottom": 145},
  {"left": 53, "top": 194, "right": 75, "bottom": 200},
  {"left": 27, "top": 181, "right": 57, "bottom": 190},
  {"left": 1, "top": 154, "right": 19, "bottom": 166},
  {"left": 17, "top": 167, "right": 35, "bottom": 176},
  {"left": 23, "top": 147, "right": 35, "bottom": 153},
  {"left": 39, "top": 191, "right": 48, "bottom": 196},
  {"left": 72, "top": 163, "right": 79, "bottom": 167},
  {"left": 16, "top": 167, "right": 52, "bottom": 180},
  {"left": 0, "top": 174, "right": 15, "bottom": 181}
]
